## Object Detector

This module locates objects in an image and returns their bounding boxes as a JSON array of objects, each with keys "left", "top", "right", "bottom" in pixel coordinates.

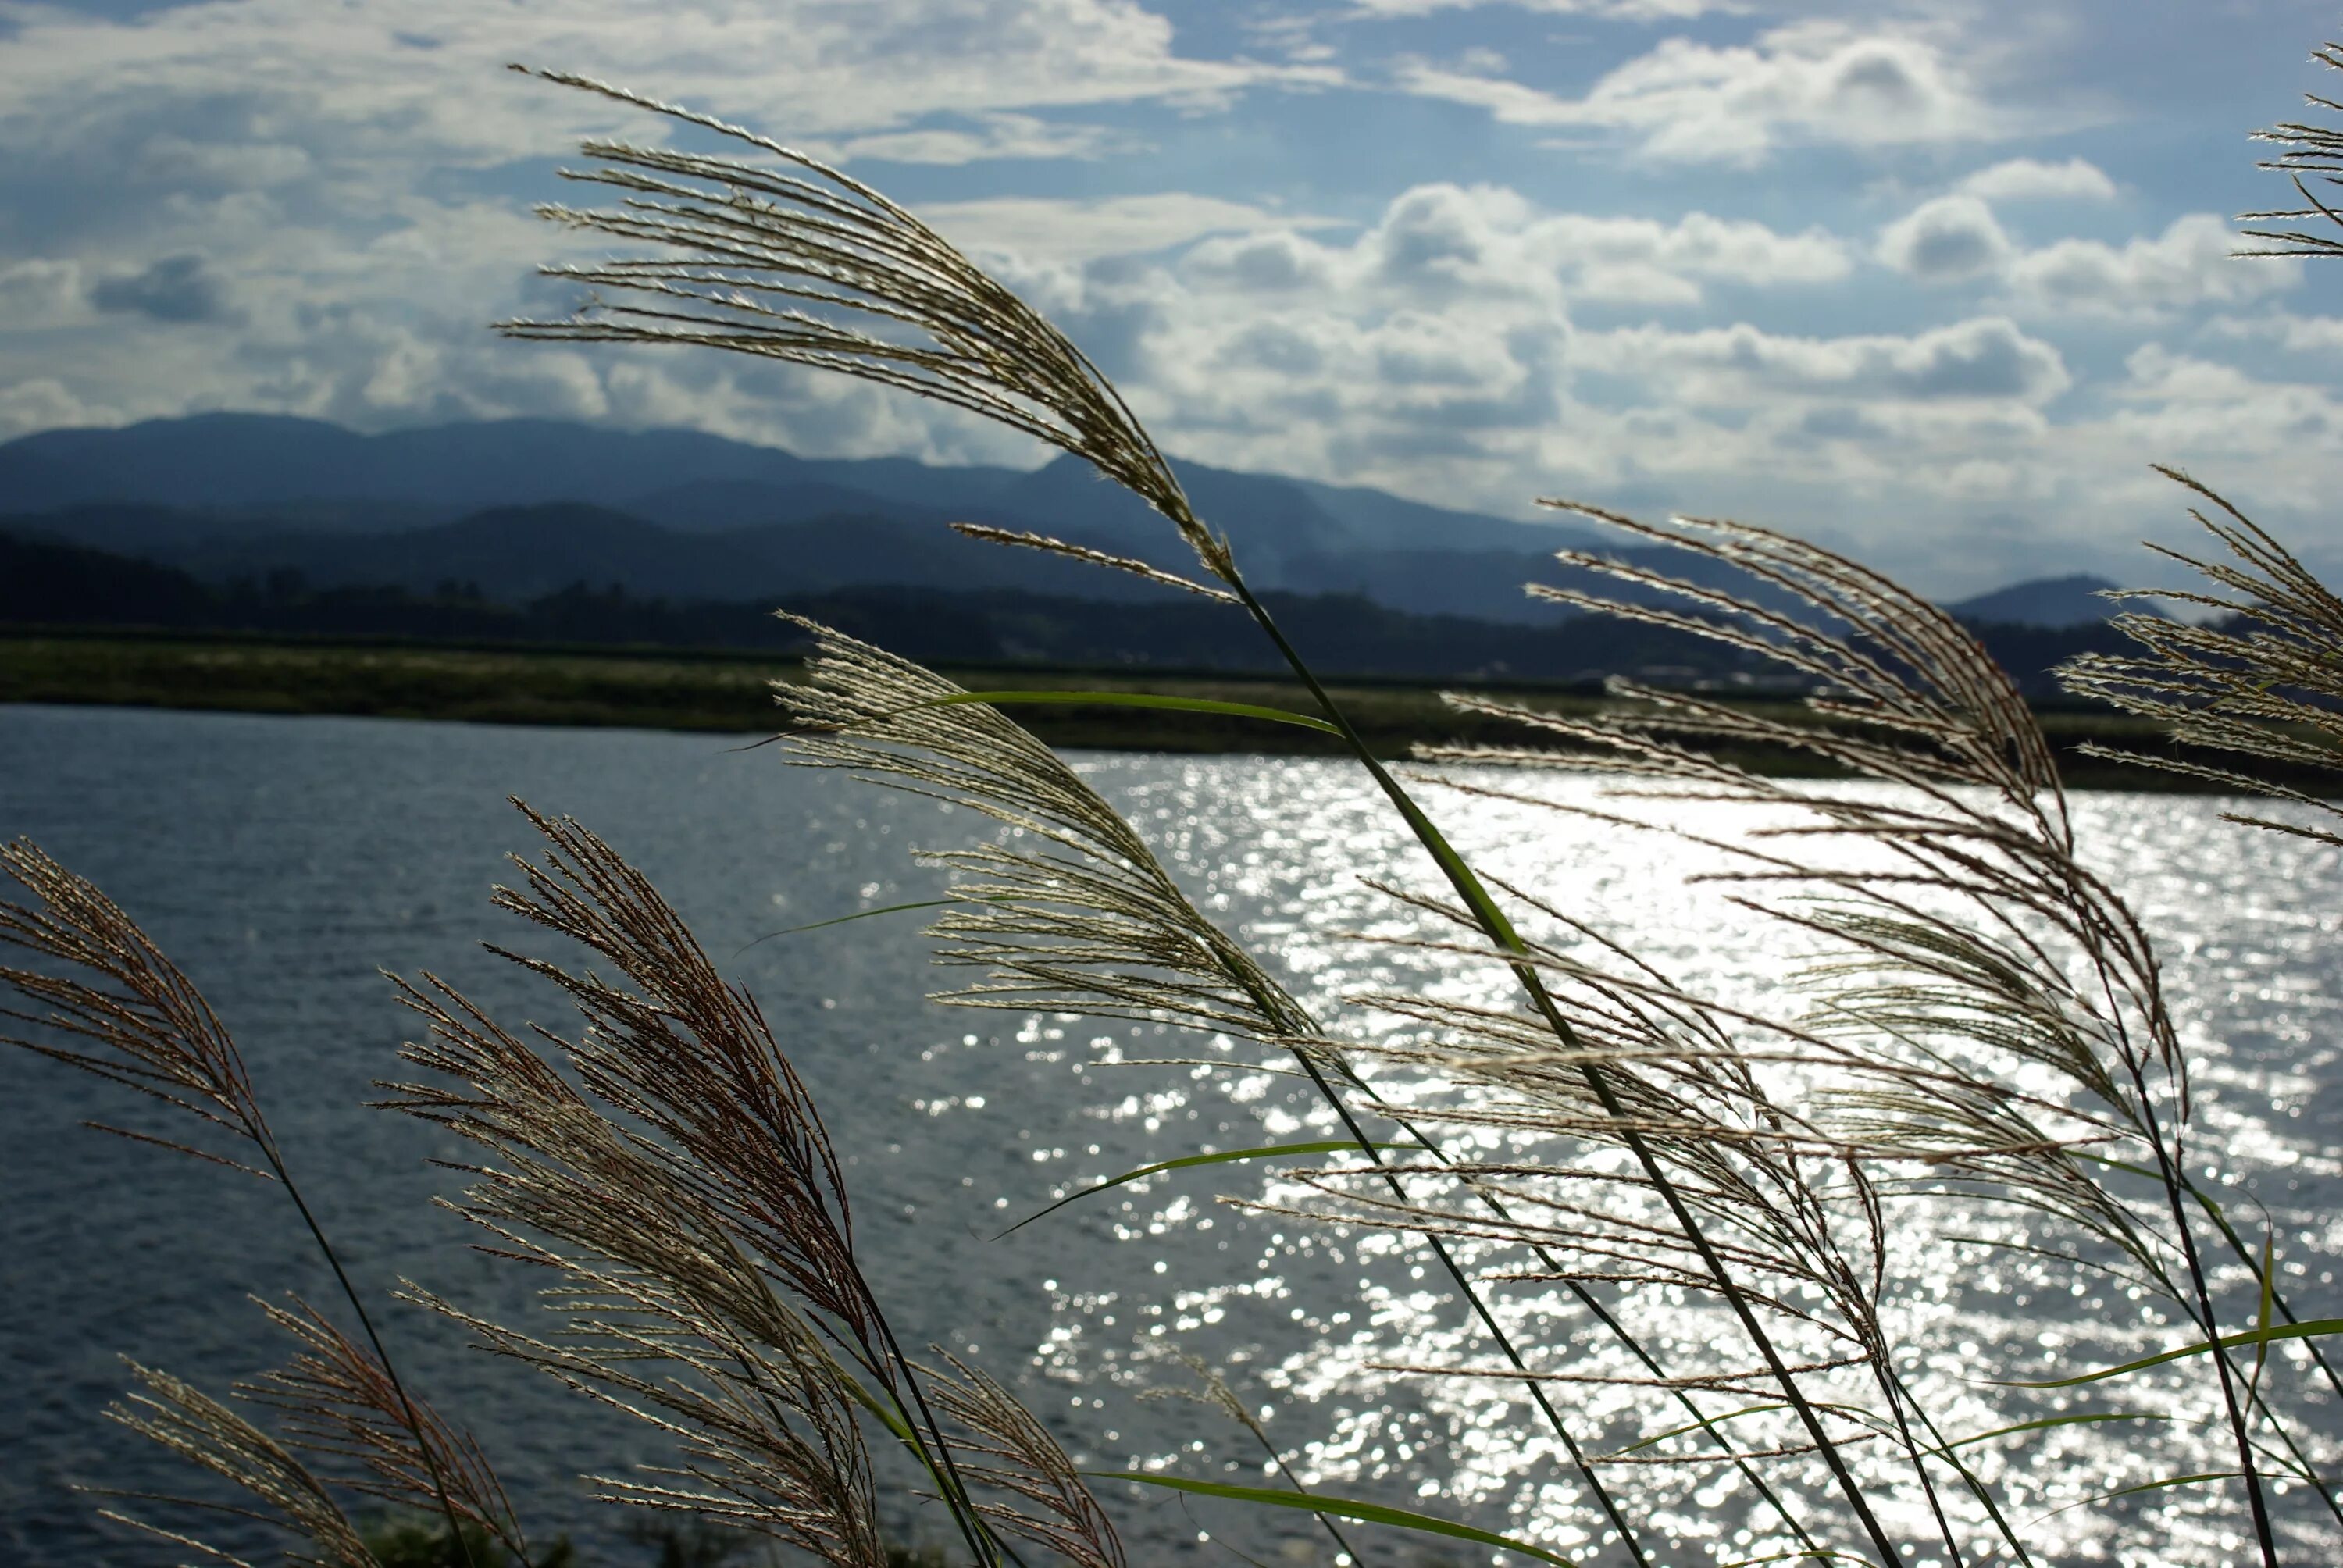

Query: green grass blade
[
  {"left": 1087, "top": 1471, "right": 1579, "bottom": 1566},
  {"left": 994, "top": 1141, "right": 1402, "bottom": 1238},
  {"left": 2249, "top": 1235, "right": 2277, "bottom": 1399},
  {"left": 2024, "top": 1472, "right": 2238, "bottom": 1526},
  {"left": 833, "top": 1364, "right": 918, "bottom": 1446},
  {"left": 1999, "top": 1320, "right": 2343, "bottom": 1388},
  {"left": 1935, "top": 1411, "right": 2174, "bottom": 1452}
]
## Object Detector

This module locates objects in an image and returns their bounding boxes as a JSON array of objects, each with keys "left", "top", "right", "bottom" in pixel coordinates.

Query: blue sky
[{"left": 1, "top": 0, "right": 2338, "bottom": 592}]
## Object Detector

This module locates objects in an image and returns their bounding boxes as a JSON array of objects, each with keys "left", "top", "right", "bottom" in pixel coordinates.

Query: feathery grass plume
[
  {"left": 772, "top": 617, "right": 1311, "bottom": 1041},
  {"left": 486, "top": 802, "right": 883, "bottom": 1350},
  {"left": 922, "top": 1353, "right": 1127, "bottom": 1568},
  {"left": 244, "top": 1296, "right": 533, "bottom": 1563},
  {"left": 420, "top": 1275, "right": 888, "bottom": 1568},
  {"left": 495, "top": 67, "right": 1234, "bottom": 586},
  {"left": 945, "top": 525, "right": 1241, "bottom": 603},
  {"left": 385, "top": 803, "right": 1147, "bottom": 1568},
  {"left": 1421, "top": 504, "right": 2322, "bottom": 1563},
  {"left": 97, "top": 1360, "right": 376, "bottom": 1568},
  {"left": 2057, "top": 469, "right": 2343, "bottom": 845},
  {"left": 2239, "top": 41, "right": 2343, "bottom": 259},
  {"left": 0, "top": 838, "right": 273, "bottom": 1174},
  {"left": 1238, "top": 916, "right": 1950, "bottom": 1528},
  {"left": 0, "top": 838, "right": 494, "bottom": 1566},
  {"left": 385, "top": 971, "right": 891, "bottom": 1566}
]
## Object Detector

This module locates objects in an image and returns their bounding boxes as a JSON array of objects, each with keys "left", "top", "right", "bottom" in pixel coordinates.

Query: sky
[{"left": 1, "top": 0, "right": 2338, "bottom": 593}]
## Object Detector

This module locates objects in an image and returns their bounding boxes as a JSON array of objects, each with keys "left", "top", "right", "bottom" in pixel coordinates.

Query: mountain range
[{"left": 0, "top": 413, "right": 2126, "bottom": 629}]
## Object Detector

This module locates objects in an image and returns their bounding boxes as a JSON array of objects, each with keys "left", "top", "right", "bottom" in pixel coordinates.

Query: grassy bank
[{"left": 0, "top": 629, "right": 2299, "bottom": 790}]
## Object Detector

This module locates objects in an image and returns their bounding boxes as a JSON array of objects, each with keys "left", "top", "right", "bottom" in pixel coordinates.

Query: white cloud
[
  {"left": 986, "top": 184, "right": 2079, "bottom": 557},
  {"left": 1878, "top": 194, "right": 2013, "bottom": 281},
  {"left": 1539, "top": 211, "right": 1852, "bottom": 299},
  {"left": 137, "top": 134, "right": 316, "bottom": 189},
  {"left": 2201, "top": 312, "right": 2343, "bottom": 355},
  {"left": 1578, "top": 316, "right": 2070, "bottom": 406},
  {"left": 1180, "top": 230, "right": 1343, "bottom": 294},
  {"left": 919, "top": 194, "right": 1336, "bottom": 262},
  {"left": 1172, "top": 184, "right": 1847, "bottom": 313},
  {"left": 1956, "top": 156, "right": 2116, "bottom": 203},
  {"left": 1346, "top": 0, "right": 1733, "bottom": 16},
  {"left": 832, "top": 113, "right": 1138, "bottom": 166},
  {"left": 1396, "top": 22, "right": 2010, "bottom": 164},
  {"left": 0, "top": 0, "right": 1331, "bottom": 183},
  {"left": 0, "top": 260, "right": 87, "bottom": 329},
  {"left": 0, "top": 377, "right": 109, "bottom": 439},
  {"left": 2008, "top": 214, "right": 2299, "bottom": 316},
  {"left": 2096, "top": 346, "right": 2343, "bottom": 511},
  {"left": 1868, "top": 199, "right": 2304, "bottom": 316}
]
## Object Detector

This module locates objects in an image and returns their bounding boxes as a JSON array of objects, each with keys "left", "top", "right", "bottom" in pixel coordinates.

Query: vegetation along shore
[{"left": 2, "top": 628, "right": 2323, "bottom": 791}]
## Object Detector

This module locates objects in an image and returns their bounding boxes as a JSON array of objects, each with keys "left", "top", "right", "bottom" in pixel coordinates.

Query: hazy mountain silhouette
[
  {"left": 1948, "top": 574, "right": 2140, "bottom": 628},
  {"left": 0, "top": 414, "right": 1599, "bottom": 621},
  {"left": 0, "top": 414, "right": 2120, "bottom": 629}
]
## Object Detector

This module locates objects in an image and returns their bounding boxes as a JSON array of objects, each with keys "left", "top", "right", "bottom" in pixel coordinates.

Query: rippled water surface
[{"left": 2, "top": 704, "right": 2338, "bottom": 1568}]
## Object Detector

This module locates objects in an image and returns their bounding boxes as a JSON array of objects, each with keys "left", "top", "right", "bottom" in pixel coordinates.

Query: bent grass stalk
[
  {"left": 0, "top": 844, "right": 490, "bottom": 1568},
  {"left": 495, "top": 81, "right": 1917, "bottom": 1558}
]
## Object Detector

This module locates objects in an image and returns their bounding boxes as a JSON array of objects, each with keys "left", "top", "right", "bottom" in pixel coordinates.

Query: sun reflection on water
[{"left": 971, "top": 758, "right": 2343, "bottom": 1568}]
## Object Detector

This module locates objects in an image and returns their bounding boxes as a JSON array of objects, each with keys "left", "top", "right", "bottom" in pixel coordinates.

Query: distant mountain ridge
[
  {"left": 1946, "top": 574, "right": 2137, "bottom": 629},
  {"left": 0, "top": 413, "right": 2127, "bottom": 629},
  {"left": 0, "top": 412, "right": 1608, "bottom": 623}
]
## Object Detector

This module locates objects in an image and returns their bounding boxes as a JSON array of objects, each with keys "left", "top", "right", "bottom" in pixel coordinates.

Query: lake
[{"left": 2, "top": 703, "right": 2337, "bottom": 1567}]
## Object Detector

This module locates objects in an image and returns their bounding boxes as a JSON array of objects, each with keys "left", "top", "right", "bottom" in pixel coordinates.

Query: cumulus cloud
[
  {"left": 832, "top": 112, "right": 1137, "bottom": 166},
  {"left": 1537, "top": 211, "right": 1852, "bottom": 301},
  {"left": 986, "top": 180, "right": 2078, "bottom": 536},
  {"left": 2097, "top": 346, "right": 2343, "bottom": 513},
  {"left": 1868, "top": 199, "right": 2302, "bottom": 317},
  {"left": 0, "top": 0, "right": 1328, "bottom": 184},
  {"left": 1346, "top": 0, "right": 1728, "bottom": 16},
  {"left": 89, "top": 255, "right": 236, "bottom": 323},
  {"left": 1956, "top": 156, "right": 2116, "bottom": 202},
  {"left": 1579, "top": 316, "right": 2069, "bottom": 405},
  {"left": 2008, "top": 214, "right": 2300, "bottom": 316},
  {"left": 0, "top": 378, "right": 110, "bottom": 439},
  {"left": 0, "top": 260, "right": 87, "bottom": 328},
  {"left": 1171, "top": 184, "right": 1846, "bottom": 315},
  {"left": 918, "top": 194, "right": 1335, "bottom": 262},
  {"left": 2200, "top": 311, "right": 2343, "bottom": 355},
  {"left": 1878, "top": 194, "right": 2013, "bottom": 281},
  {"left": 1396, "top": 21, "right": 2011, "bottom": 164}
]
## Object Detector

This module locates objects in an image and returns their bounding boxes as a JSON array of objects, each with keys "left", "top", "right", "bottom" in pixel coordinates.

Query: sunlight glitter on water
[
  {"left": 2, "top": 709, "right": 2335, "bottom": 1568},
  {"left": 1022, "top": 757, "right": 2343, "bottom": 1568}
]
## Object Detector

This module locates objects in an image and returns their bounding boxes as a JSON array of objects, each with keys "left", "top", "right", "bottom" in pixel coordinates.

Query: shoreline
[{"left": 0, "top": 631, "right": 2306, "bottom": 793}]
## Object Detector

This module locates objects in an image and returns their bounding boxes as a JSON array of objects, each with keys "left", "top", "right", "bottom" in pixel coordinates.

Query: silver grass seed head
[
  {"left": 0, "top": 838, "right": 279, "bottom": 1176},
  {"left": 501, "top": 67, "right": 1233, "bottom": 587},
  {"left": 99, "top": 1360, "right": 376, "bottom": 1568}
]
